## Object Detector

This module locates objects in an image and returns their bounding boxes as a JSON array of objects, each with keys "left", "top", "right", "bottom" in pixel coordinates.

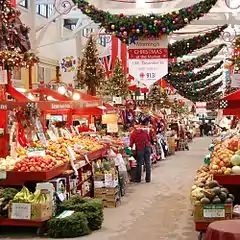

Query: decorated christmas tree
[
  {"left": 148, "top": 83, "right": 170, "bottom": 108},
  {"left": 74, "top": 58, "right": 86, "bottom": 89},
  {"left": 0, "top": 0, "right": 37, "bottom": 70},
  {"left": 78, "top": 35, "right": 105, "bottom": 96},
  {"left": 100, "top": 58, "right": 129, "bottom": 98}
]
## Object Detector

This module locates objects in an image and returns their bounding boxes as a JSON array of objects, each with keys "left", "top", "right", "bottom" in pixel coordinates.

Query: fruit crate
[{"left": 0, "top": 163, "right": 68, "bottom": 186}]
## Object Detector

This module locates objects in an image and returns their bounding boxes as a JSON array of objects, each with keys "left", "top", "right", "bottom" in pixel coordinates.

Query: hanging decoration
[
  {"left": 171, "top": 73, "right": 222, "bottom": 92},
  {"left": 165, "top": 61, "right": 223, "bottom": 84},
  {"left": 61, "top": 56, "right": 77, "bottom": 72},
  {"left": 73, "top": 0, "right": 218, "bottom": 44},
  {"left": 0, "top": 0, "right": 38, "bottom": 70},
  {"left": 169, "top": 44, "right": 225, "bottom": 72},
  {"left": 178, "top": 81, "right": 223, "bottom": 102},
  {"left": 169, "top": 25, "right": 227, "bottom": 58}
]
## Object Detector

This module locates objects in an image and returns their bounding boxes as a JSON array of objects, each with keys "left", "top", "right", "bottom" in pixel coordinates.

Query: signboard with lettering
[{"left": 128, "top": 37, "right": 168, "bottom": 86}]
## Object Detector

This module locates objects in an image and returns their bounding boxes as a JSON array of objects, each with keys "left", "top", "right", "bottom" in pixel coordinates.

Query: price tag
[
  {"left": 84, "top": 154, "right": 90, "bottom": 165},
  {"left": 107, "top": 123, "right": 118, "bottom": 133},
  {"left": 47, "top": 130, "right": 57, "bottom": 141},
  {"left": 57, "top": 192, "right": 65, "bottom": 202},
  {"left": 57, "top": 210, "right": 74, "bottom": 219},
  {"left": 11, "top": 203, "right": 31, "bottom": 220},
  {"left": 203, "top": 205, "right": 225, "bottom": 218},
  {"left": 0, "top": 171, "right": 6, "bottom": 180},
  {"left": 27, "top": 147, "right": 46, "bottom": 157}
]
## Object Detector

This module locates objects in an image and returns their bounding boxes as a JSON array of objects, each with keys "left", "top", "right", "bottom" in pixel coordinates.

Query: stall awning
[
  {"left": 223, "top": 90, "right": 240, "bottom": 100},
  {"left": 7, "top": 85, "right": 30, "bottom": 102},
  {"left": 73, "top": 103, "right": 115, "bottom": 116},
  {"left": 29, "top": 87, "right": 71, "bottom": 101}
]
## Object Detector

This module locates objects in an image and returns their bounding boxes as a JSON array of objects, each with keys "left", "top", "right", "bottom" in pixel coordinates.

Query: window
[
  {"left": 36, "top": 4, "right": 54, "bottom": 18},
  {"left": 37, "top": 66, "right": 53, "bottom": 83},
  {"left": 37, "top": 66, "right": 45, "bottom": 83},
  {"left": 64, "top": 19, "right": 78, "bottom": 31},
  {"left": 19, "top": 0, "right": 28, "bottom": 8},
  {"left": 12, "top": 68, "right": 22, "bottom": 88}
]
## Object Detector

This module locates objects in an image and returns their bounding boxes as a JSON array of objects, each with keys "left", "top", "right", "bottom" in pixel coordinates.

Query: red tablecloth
[{"left": 205, "top": 220, "right": 240, "bottom": 240}]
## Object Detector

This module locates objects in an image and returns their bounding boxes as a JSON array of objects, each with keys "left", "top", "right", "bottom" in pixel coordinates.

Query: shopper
[{"left": 130, "top": 124, "right": 151, "bottom": 183}]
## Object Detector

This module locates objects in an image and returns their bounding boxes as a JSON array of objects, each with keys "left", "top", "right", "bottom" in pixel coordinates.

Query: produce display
[
  {"left": 208, "top": 135, "right": 240, "bottom": 176},
  {"left": 12, "top": 186, "right": 50, "bottom": 204},
  {"left": 0, "top": 188, "right": 18, "bottom": 217},
  {"left": 13, "top": 156, "right": 59, "bottom": 172},
  {"left": 191, "top": 178, "right": 234, "bottom": 205},
  {"left": 0, "top": 156, "right": 19, "bottom": 171}
]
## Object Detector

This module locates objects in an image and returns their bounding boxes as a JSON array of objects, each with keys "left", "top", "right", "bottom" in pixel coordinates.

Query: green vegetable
[
  {"left": 218, "top": 192, "right": 227, "bottom": 202},
  {"left": 47, "top": 212, "right": 91, "bottom": 238},
  {"left": 60, "top": 196, "right": 104, "bottom": 231},
  {"left": 208, "top": 180, "right": 219, "bottom": 189},
  {"left": 212, "top": 196, "right": 221, "bottom": 204},
  {"left": 200, "top": 197, "right": 210, "bottom": 204}
]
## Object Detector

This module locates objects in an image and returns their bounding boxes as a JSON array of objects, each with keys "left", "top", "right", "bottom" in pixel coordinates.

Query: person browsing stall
[{"left": 130, "top": 124, "right": 152, "bottom": 183}]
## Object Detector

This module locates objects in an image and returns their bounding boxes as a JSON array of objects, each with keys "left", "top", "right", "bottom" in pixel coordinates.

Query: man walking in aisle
[{"left": 130, "top": 124, "right": 152, "bottom": 183}]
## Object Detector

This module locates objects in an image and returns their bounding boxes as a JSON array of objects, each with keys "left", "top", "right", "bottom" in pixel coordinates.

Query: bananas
[{"left": 12, "top": 187, "right": 49, "bottom": 204}]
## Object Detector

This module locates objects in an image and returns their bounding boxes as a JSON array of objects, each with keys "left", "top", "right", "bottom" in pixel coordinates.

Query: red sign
[
  {"left": 128, "top": 48, "right": 168, "bottom": 59},
  {"left": 10, "top": 0, "right": 16, "bottom": 7}
]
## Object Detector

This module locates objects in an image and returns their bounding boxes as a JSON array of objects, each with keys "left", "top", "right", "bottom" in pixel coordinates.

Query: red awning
[
  {"left": 7, "top": 85, "right": 30, "bottom": 102},
  {"left": 223, "top": 90, "right": 240, "bottom": 100},
  {"left": 29, "top": 87, "right": 71, "bottom": 101},
  {"left": 73, "top": 103, "right": 115, "bottom": 116},
  {"left": 73, "top": 89, "right": 102, "bottom": 102}
]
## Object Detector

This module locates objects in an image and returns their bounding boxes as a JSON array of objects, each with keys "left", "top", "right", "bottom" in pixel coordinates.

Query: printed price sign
[
  {"left": 203, "top": 205, "right": 225, "bottom": 218},
  {"left": 11, "top": 203, "right": 31, "bottom": 220},
  {"left": 107, "top": 123, "right": 118, "bottom": 133},
  {"left": 0, "top": 171, "right": 6, "bottom": 180},
  {"left": 27, "top": 147, "right": 46, "bottom": 157}
]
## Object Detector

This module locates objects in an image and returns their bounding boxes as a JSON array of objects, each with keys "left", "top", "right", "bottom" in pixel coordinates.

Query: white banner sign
[
  {"left": 196, "top": 102, "right": 207, "bottom": 115},
  {"left": 128, "top": 37, "right": 168, "bottom": 86},
  {"left": 0, "top": 67, "right": 7, "bottom": 84}
]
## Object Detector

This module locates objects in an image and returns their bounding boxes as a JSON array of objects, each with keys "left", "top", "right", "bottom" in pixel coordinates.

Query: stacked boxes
[{"left": 94, "top": 171, "right": 121, "bottom": 208}]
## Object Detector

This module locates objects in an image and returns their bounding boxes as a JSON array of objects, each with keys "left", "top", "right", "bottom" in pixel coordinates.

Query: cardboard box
[
  {"left": 194, "top": 204, "right": 232, "bottom": 222},
  {"left": 9, "top": 202, "right": 52, "bottom": 221},
  {"left": 103, "top": 198, "right": 121, "bottom": 208}
]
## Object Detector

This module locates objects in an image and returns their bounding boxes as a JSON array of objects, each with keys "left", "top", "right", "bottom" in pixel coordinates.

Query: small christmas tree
[
  {"left": 148, "top": 83, "right": 169, "bottom": 108},
  {"left": 100, "top": 58, "right": 129, "bottom": 98},
  {"left": 79, "top": 35, "right": 105, "bottom": 96},
  {"left": 0, "top": 0, "right": 37, "bottom": 70},
  {"left": 74, "top": 58, "right": 86, "bottom": 89}
]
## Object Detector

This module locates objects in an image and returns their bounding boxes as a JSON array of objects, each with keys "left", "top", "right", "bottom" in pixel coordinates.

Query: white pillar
[{"left": 29, "top": 0, "right": 37, "bottom": 52}]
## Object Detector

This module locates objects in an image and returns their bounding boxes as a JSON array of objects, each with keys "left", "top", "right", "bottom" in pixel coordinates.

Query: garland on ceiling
[
  {"left": 190, "top": 90, "right": 223, "bottom": 102},
  {"left": 169, "top": 44, "right": 225, "bottom": 72},
  {"left": 73, "top": 0, "right": 218, "bottom": 43},
  {"left": 165, "top": 61, "right": 223, "bottom": 84},
  {"left": 178, "top": 81, "right": 223, "bottom": 102},
  {"left": 171, "top": 73, "right": 222, "bottom": 92},
  {"left": 168, "top": 25, "right": 227, "bottom": 58}
]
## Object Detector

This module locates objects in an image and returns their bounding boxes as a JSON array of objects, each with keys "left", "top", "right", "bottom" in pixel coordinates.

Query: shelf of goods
[{"left": 0, "top": 136, "right": 109, "bottom": 228}]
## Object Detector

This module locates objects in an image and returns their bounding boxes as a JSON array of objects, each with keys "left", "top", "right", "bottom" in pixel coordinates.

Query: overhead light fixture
[
  {"left": 57, "top": 86, "right": 66, "bottom": 95},
  {"left": 98, "top": 105, "right": 107, "bottom": 110},
  {"left": 47, "top": 96, "right": 56, "bottom": 101},
  {"left": 72, "top": 93, "right": 80, "bottom": 101},
  {"left": 27, "top": 93, "right": 35, "bottom": 101}
]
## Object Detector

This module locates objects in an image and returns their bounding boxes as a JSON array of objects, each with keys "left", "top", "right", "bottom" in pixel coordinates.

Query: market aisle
[
  {"left": 81, "top": 137, "right": 211, "bottom": 240},
  {"left": 1, "top": 138, "right": 210, "bottom": 240}
]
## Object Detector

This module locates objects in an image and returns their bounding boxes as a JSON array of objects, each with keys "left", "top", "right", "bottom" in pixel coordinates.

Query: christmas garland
[
  {"left": 169, "top": 25, "right": 227, "bottom": 58},
  {"left": 178, "top": 81, "right": 223, "bottom": 102},
  {"left": 171, "top": 73, "right": 222, "bottom": 92},
  {"left": 190, "top": 90, "right": 223, "bottom": 102},
  {"left": 0, "top": 51, "right": 39, "bottom": 70},
  {"left": 165, "top": 61, "right": 223, "bottom": 84},
  {"left": 73, "top": 0, "right": 218, "bottom": 43},
  {"left": 169, "top": 44, "right": 225, "bottom": 72}
]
